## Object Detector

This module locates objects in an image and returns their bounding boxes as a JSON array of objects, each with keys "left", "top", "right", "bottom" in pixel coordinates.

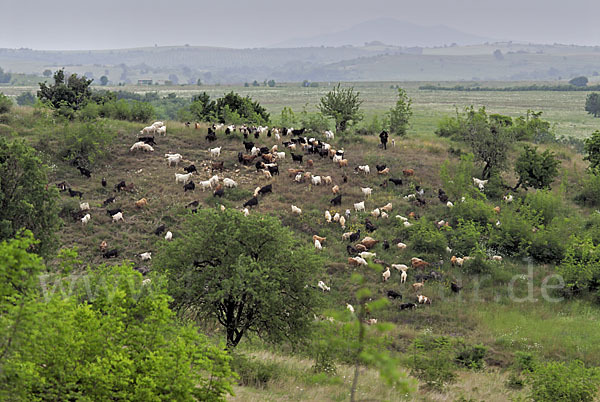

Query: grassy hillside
[{"left": 3, "top": 96, "right": 600, "bottom": 399}]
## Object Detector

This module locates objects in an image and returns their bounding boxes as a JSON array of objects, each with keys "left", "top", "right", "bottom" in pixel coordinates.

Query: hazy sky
[{"left": 2, "top": 0, "right": 599, "bottom": 49}]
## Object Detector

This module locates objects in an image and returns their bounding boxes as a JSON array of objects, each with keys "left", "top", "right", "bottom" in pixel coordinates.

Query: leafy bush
[
  {"left": 78, "top": 101, "right": 100, "bottom": 121},
  {"left": 449, "top": 219, "right": 485, "bottom": 256},
  {"left": 524, "top": 190, "right": 566, "bottom": 225},
  {"left": 58, "top": 121, "right": 116, "bottom": 167},
  {"left": 462, "top": 246, "right": 492, "bottom": 274},
  {"left": 513, "top": 351, "right": 536, "bottom": 373},
  {"left": 556, "top": 237, "right": 600, "bottom": 295},
  {"left": 16, "top": 92, "right": 36, "bottom": 106},
  {"left": 409, "top": 335, "right": 456, "bottom": 390},
  {"left": 489, "top": 203, "right": 539, "bottom": 256},
  {"left": 0, "top": 93, "right": 12, "bottom": 114},
  {"left": 440, "top": 153, "right": 481, "bottom": 200},
  {"left": 483, "top": 171, "right": 506, "bottom": 200},
  {"left": 529, "top": 360, "right": 599, "bottom": 402},
  {"left": 449, "top": 196, "right": 495, "bottom": 228},
  {"left": 409, "top": 218, "right": 447, "bottom": 255},
  {"left": 129, "top": 100, "right": 155, "bottom": 122},
  {"left": 230, "top": 354, "right": 280, "bottom": 388},
  {"left": 454, "top": 343, "right": 487, "bottom": 370},
  {"left": 575, "top": 171, "right": 600, "bottom": 207},
  {"left": 529, "top": 223, "right": 569, "bottom": 263}
]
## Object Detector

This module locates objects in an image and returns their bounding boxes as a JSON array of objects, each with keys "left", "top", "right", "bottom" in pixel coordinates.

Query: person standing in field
[{"left": 379, "top": 130, "right": 389, "bottom": 150}]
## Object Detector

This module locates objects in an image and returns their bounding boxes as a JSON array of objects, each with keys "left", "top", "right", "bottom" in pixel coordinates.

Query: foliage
[
  {"left": 568, "top": 76, "right": 588, "bottom": 87},
  {"left": 0, "top": 245, "right": 235, "bottom": 401},
  {"left": 461, "top": 246, "right": 492, "bottom": 274},
  {"left": 0, "top": 93, "right": 11, "bottom": 114},
  {"left": 489, "top": 202, "right": 540, "bottom": 257},
  {"left": 556, "top": 237, "right": 600, "bottom": 295},
  {"left": 454, "top": 343, "right": 487, "bottom": 370},
  {"left": 450, "top": 219, "right": 484, "bottom": 256},
  {"left": 230, "top": 353, "right": 279, "bottom": 388},
  {"left": 511, "top": 110, "right": 554, "bottom": 143},
  {"left": 409, "top": 335, "right": 456, "bottom": 390},
  {"left": 58, "top": 120, "right": 117, "bottom": 167},
  {"left": 449, "top": 196, "right": 495, "bottom": 228},
  {"left": 435, "top": 106, "right": 514, "bottom": 178},
  {"left": 99, "top": 75, "right": 108, "bottom": 86},
  {"left": 524, "top": 190, "right": 566, "bottom": 225},
  {"left": 387, "top": 87, "right": 412, "bottom": 136},
  {"left": 15, "top": 92, "right": 36, "bottom": 106},
  {"left": 278, "top": 106, "right": 296, "bottom": 127},
  {"left": 216, "top": 91, "right": 269, "bottom": 124},
  {"left": 575, "top": 170, "right": 600, "bottom": 207},
  {"left": 0, "top": 139, "right": 60, "bottom": 257},
  {"left": 189, "top": 92, "right": 217, "bottom": 121},
  {"left": 154, "top": 209, "right": 322, "bottom": 349},
  {"left": 38, "top": 69, "right": 93, "bottom": 112},
  {"left": 514, "top": 145, "right": 560, "bottom": 190},
  {"left": 439, "top": 152, "right": 480, "bottom": 200},
  {"left": 584, "top": 130, "right": 600, "bottom": 169},
  {"left": 529, "top": 360, "right": 599, "bottom": 402},
  {"left": 585, "top": 93, "right": 600, "bottom": 117},
  {"left": 299, "top": 104, "right": 330, "bottom": 132},
  {"left": 318, "top": 83, "right": 363, "bottom": 132},
  {"left": 0, "top": 67, "right": 11, "bottom": 83},
  {"left": 409, "top": 218, "right": 448, "bottom": 255},
  {"left": 267, "top": 79, "right": 276, "bottom": 87},
  {"left": 529, "top": 219, "right": 573, "bottom": 263}
]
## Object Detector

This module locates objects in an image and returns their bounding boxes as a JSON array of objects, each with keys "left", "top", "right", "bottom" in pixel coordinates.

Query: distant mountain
[{"left": 272, "top": 18, "right": 494, "bottom": 48}]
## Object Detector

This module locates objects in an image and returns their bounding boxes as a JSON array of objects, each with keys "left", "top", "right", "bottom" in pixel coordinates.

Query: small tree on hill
[
  {"left": 0, "top": 138, "right": 60, "bottom": 257},
  {"left": 514, "top": 145, "right": 560, "bottom": 190},
  {"left": 387, "top": 87, "right": 412, "bottom": 136},
  {"left": 585, "top": 93, "right": 600, "bottom": 117},
  {"left": 99, "top": 75, "right": 108, "bottom": 86},
  {"left": 42, "top": 69, "right": 52, "bottom": 77},
  {"left": 584, "top": 130, "right": 600, "bottom": 170},
  {"left": 569, "top": 76, "right": 588, "bottom": 87},
  {"left": 319, "top": 83, "right": 363, "bottom": 132},
  {"left": 0, "top": 67, "right": 11, "bottom": 84},
  {"left": 154, "top": 209, "right": 322, "bottom": 349},
  {"left": 37, "top": 69, "right": 93, "bottom": 111},
  {"left": 0, "top": 93, "right": 11, "bottom": 114}
]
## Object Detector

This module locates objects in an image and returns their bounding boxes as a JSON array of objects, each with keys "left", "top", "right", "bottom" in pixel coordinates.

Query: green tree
[
  {"left": 584, "top": 130, "right": 600, "bottom": 170},
  {"left": 514, "top": 145, "right": 560, "bottom": 190},
  {"left": 387, "top": 87, "right": 412, "bottom": 136},
  {"left": 42, "top": 69, "right": 52, "bottom": 77},
  {"left": 278, "top": 106, "right": 296, "bottom": 127},
  {"left": 0, "top": 238, "right": 235, "bottom": 401},
  {"left": 529, "top": 360, "right": 599, "bottom": 402},
  {"left": 267, "top": 79, "right": 276, "bottom": 87},
  {"left": 0, "top": 93, "right": 11, "bottom": 114},
  {"left": 215, "top": 91, "right": 269, "bottom": 124},
  {"left": 196, "top": 78, "right": 202, "bottom": 86},
  {"left": 0, "top": 138, "right": 60, "bottom": 257},
  {"left": 252, "top": 80, "right": 260, "bottom": 87},
  {"left": 189, "top": 92, "right": 217, "bottom": 121},
  {"left": 154, "top": 209, "right": 322, "bottom": 349},
  {"left": 319, "top": 83, "right": 363, "bottom": 132},
  {"left": 0, "top": 67, "right": 11, "bottom": 84},
  {"left": 569, "top": 76, "right": 588, "bottom": 87},
  {"left": 37, "top": 69, "right": 93, "bottom": 111},
  {"left": 15, "top": 92, "right": 35, "bottom": 106},
  {"left": 585, "top": 93, "right": 600, "bottom": 117},
  {"left": 99, "top": 75, "right": 108, "bottom": 86}
]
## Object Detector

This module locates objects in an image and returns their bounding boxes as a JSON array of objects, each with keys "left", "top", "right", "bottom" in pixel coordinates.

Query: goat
[
  {"left": 140, "top": 252, "right": 152, "bottom": 261},
  {"left": 317, "top": 280, "right": 330, "bottom": 292},
  {"left": 402, "top": 169, "right": 414, "bottom": 177},
  {"left": 209, "top": 146, "right": 222, "bottom": 158},
  {"left": 361, "top": 187, "right": 372, "bottom": 198},
  {"left": 311, "top": 175, "right": 322, "bottom": 186},
  {"left": 388, "top": 178, "right": 403, "bottom": 186},
  {"left": 314, "top": 239, "right": 322, "bottom": 250},
  {"left": 325, "top": 210, "right": 332, "bottom": 223},
  {"left": 165, "top": 231, "right": 173, "bottom": 241},
  {"left": 79, "top": 202, "right": 90, "bottom": 211},
  {"left": 81, "top": 213, "right": 91, "bottom": 225},
  {"left": 291, "top": 205, "right": 302, "bottom": 215},
  {"left": 473, "top": 177, "right": 488, "bottom": 190},
  {"left": 354, "top": 201, "right": 365, "bottom": 212},
  {"left": 330, "top": 194, "right": 342, "bottom": 206},
  {"left": 112, "top": 211, "right": 124, "bottom": 222},
  {"left": 68, "top": 188, "right": 83, "bottom": 199},
  {"left": 154, "top": 224, "right": 166, "bottom": 236},
  {"left": 77, "top": 166, "right": 92, "bottom": 178},
  {"left": 356, "top": 165, "right": 370, "bottom": 175},
  {"left": 412, "top": 281, "right": 425, "bottom": 293},
  {"left": 400, "top": 303, "right": 417, "bottom": 311},
  {"left": 175, "top": 172, "right": 193, "bottom": 185},
  {"left": 184, "top": 181, "right": 196, "bottom": 192},
  {"left": 184, "top": 164, "right": 197, "bottom": 174},
  {"left": 103, "top": 249, "right": 118, "bottom": 259},
  {"left": 135, "top": 198, "right": 148, "bottom": 208},
  {"left": 258, "top": 184, "right": 272, "bottom": 195},
  {"left": 243, "top": 197, "right": 259, "bottom": 208},
  {"left": 387, "top": 290, "right": 402, "bottom": 300},
  {"left": 223, "top": 178, "right": 238, "bottom": 188}
]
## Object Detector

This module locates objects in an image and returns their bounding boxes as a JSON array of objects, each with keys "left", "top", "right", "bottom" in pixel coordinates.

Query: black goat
[
  {"left": 115, "top": 181, "right": 126, "bottom": 192},
  {"left": 184, "top": 164, "right": 197, "bottom": 173},
  {"left": 267, "top": 165, "right": 279, "bottom": 176},
  {"left": 400, "top": 303, "right": 417, "bottom": 311},
  {"left": 451, "top": 282, "right": 462, "bottom": 293},
  {"left": 213, "top": 188, "right": 224, "bottom": 197},
  {"left": 102, "top": 249, "right": 118, "bottom": 259},
  {"left": 186, "top": 200, "right": 199, "bottom": 209},
  {"left": 375, "top": 164, "right": 387, "bottom": 172},
  {"left": 106, "top": 208, "right": 122, "bottom": 216},
  {"left": 243, "top": 197, "right": 259, "bottom": 208},
  {"left": 387, "top": 290, "right": 402, "bottom": 300},
  {"left": 243, "top": 141, "right": 254, "bottom": 152},
  {"left": 258, "top": 184, "right": 272, "bottom": 195},
  {"left": 388, "top": 178, "right": 403, "bottom": 186},
  {"left": 101, "top": 177, "right": 107, "bottom": 187},
  {"left": 291, "top": 153, "right": 303, "bottom": 163},
  {"left": 347, "top": 244, "right": 358, "bottom": 255},
  {"left": 102, "top": 196, "right": 116, "bottom": 206},
  {"left": 330, "top": 194, "right": 342, "bottom": 206},
  {"left": 154, "top": 224, "right": 166, "bottom": 236},
  {"left": 349, "top": 230, "right": 361, "bottom": 243},
  {"left": 68, "top": 188, "right": 83, "bottom": 199},
  {"left": 365, "top": 219, "right": 377, "bottom": 232},
  {"left": 77, "top": 166, "right": 91, "bottom": 178},
  {"left": 184, "top": 181, "right": 195, "bottom": 192}
]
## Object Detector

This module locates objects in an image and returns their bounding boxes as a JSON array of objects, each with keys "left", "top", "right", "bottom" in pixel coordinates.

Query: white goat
[
  {"left": 209, "top": 146, "right": 222, "bottom": 158},
  {"left": 223, "top": 178, "right": 238, "bottom": 188},
  {"left": 317, "top": 280, "right": 330, "bottom": 292},
  {"left": 81, "top": 213, "right": 91, "bottom": 225},
  {"left": 354, "top": 201, "right": 365, "bottom": 212},
  {"left": 79, "top": 202, "right": 90, "bottom": 211},
  {"left": 291, "top": 205, "right": 302, "bottom": 215},
  {"left": 112, "top": 212, "right": 123, "bottom": 222},
  {"left": 175, "top": 173, "right": 193, "bottom": 185},
  {"left": 164, "top": 231, "right": 172, "bottom": 241},
  {"left": 361, "top": 187, "right": 372, "bottom": 198},
  {"left": 140, "top": 252, "right": 152, "bottom": 261}
]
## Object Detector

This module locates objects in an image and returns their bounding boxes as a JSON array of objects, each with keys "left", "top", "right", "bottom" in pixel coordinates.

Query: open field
[{"left": 4, "top": 81, "right": 600, "bottom": 139}]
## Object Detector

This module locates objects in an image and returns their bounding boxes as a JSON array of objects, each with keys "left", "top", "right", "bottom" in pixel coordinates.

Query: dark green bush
[
  {"left": 529, "top": 360, "right": 599, "bottom": 402},
  {"left": 230, "top": 354, "right": 280, "bottom": 388},
  {"left": 409, "top": 218, "right": 448, "bottom": 255},
  {"left": 0, "top": 93, "right": 12, "bottom": 114},
  {"left": 575, "top": 171, "right": 600, "bottom": 207},
  {"left": 489, "top": 203, "right": 539, "bottom": 256},
  {"left": 454, "top": 343, "right": 487, "bottom": 370},
  {"left": 449, "top": 219, "right": 485, "bottom": 256},
  {"left": 409, "top": 335, "right": 456, "bottom": 390},
  {"left": 449, "top": 196, "right": 495, "bottom": 227}
]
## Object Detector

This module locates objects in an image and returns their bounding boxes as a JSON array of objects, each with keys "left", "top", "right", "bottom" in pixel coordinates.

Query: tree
[
  {"left": 0, "top": 238, "right": 235, "bottom": 401},
  {"left": 267, "top": 79, "right": 276, "bottom": 87},
  {"left": 514, "top": 145, "right": 560, "bottom": 190},
  {"left": 189, "top": 92, "right": 217, "bottom": 121},
  {"left": 387, "top": 87, "right": 412, "bottom": 136},
  {"left": 252, "top": 80, "right": 260, "bottom": 87},
  {"left": 319, "top": 83, "right": 363, "bottom": 132},
  {"left": 42, "top": 69, "right": 52, "bottom": 77},
  {"left": 0, "top": 67, "right": 11, "bottom": 84},
  {"left": 99, "top": 75, "right": 108, "bottom": 86},
  {"left": 493, "top": 49, "right": 504, "bottom": 61},
  {"left": 37, "top": 69, "right": 93, "bottom": 111},
  {"left": 0, "top": 93, "right": 11, "bottom": 114},
  {"left": 196, "top": 78, "right": 202, "bottom": 86},
  {"left": 15, "top": 92, "right": 35, "bottom": 106},
  {"left": 168, "top": 74, "right": 179, "bottom": 85},
  {"left": 569, "top": 76, "right": 588, "bottom": 87},
  {"left": 584, "top": 130, "right": 600, "bottom": 169},
  {"left": 154, "top": 209, "right": 322, "bottom": 349},
  {"left": 0, "top": 138, "right": 60, "bottom": 256},
  {"left": 585, "top": 93, "right": 600, "bottom": 117},
  {"left": 214, "top": 91, "right": 269, "bottom": 124}
]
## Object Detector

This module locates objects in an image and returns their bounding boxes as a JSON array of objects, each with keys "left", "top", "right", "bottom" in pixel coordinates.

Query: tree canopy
[
  {"left": 514, "top": 145, "right": 560, "bottom": 190},
  {"left": 569, "top": 76, "right": 588, "bottom": 87},
  {"left": 387, "top": 87, "right": 412, "bottom": 136},
  {"left": 0, "top": 234, "right": 235, "bottom": 401},
  {"left": 154, "top": 209, "right": 323, "bottom": 349},
  {"left": 584, "top": 130, "right": 600, "bottom": 170},
  {"left": 188, "top": 91, "right": 269, "bottom": 124},
  {"left": 38, "top": 69, "right": 93, "bottom": 111},
  {"left": 0, "top": 138, "right": 60, "bottom": 257},
  {"left": 585, "top": 93, "right": 600, "bottom": 118},
  {"left": 319, "top": 83, "right": 363, "bottom": 132}
]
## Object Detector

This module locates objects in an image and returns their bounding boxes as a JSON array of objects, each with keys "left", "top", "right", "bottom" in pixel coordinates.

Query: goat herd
[{"left": 56, "top": 120, "right": 508, "bottom": 324}]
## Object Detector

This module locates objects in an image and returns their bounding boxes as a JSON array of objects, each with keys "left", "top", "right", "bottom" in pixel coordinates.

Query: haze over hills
[{"left": 271, "top": 18, "right": 495, "bottom": 48}]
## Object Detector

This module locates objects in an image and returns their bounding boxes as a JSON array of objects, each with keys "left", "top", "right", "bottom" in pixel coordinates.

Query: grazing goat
[
  {"left": 184, "top": 164, "right": 197, "bottom": 173},
  {"left": 175, "top": 173, "right": 193, "bottom": 185},
  {"left": 503, "top": 194, "right": 514, "bottom": 203},
  {"left": 154, "top": 224, "right": 166, "bottom": 235},
  {"left": 77, "top": 166, "right": 92, "bottom": 177},
  {"left": 209, "top": 146, "right": 222, "bottom": 158},
  {"left": 473, "top": 177, "right": 488, "bottom": 190},
  {"left": 356, "top": 165, "right": 370, "bottom": 175},
  {"left": 381, "top": 203, "right": 393, "bottom": 212},
  {"left": 103, "top": 249, "right": 118, "bottom": 259},
  {"left": 314, "top": 239, "right": 322, "bottom": 250},
  {"left": 417, "top": 295, "right": 432, "bottom": 305},
  {"left": 317, "top": 281, "right": 330, "bottom": 292},
  {"left": 164, "top": 231, "right": 173, "bottom": 241},
  {"left": 243, "top": 208, "right": 250, "bottom": 217},
  {"left": 140, "top": 252, "right": 152, "bottom": 261},
  {"left": 184, "top": 181, "right": 196, "bottom": 192},
  {"left": 130, "top": 141, "right": 154, "bottom": 152},
  {"left": 81, "top": 214, "right": 91, "bottom": 225},
  {"left": 325, "top": 210, "right": 332, "bottom": 223},
  {"left": 80, "top": 202, "right": 90, "bottom": 211},
  {"left": 166, "top": 154, "right": 183, "bottom": 167},
  {"left": 354, "top": 201, "right": 365, "bottom": 212},
  {"left": 400, "top": 303, "right": 417, "bottom": 310},
  {"left": 243, "top": 197, "right": 259, "bottom": 208},
  {"left": 412, "top": 281, "right": 425, "bottom": 293},
  {"left": 387, "top": 290, "right": 402, "bottom": 300},
  {"left": 68, "top": 188, "right": 83, "bottom": 199},
  {"left": 388, "top": 178, "right": 403, "bottom": 186},
  {"left": 311, "top": 175, "right": 322, "bottom": 186},
  {"left": 112, "top": 212, "right": 124, "bottom": 222},
  {"left": 411, "top": 257, "right": 430, "bottom": 270},
  {"left": 339, "top": 215, "right": 346, "bottom": 229},
  {"left": 330, "top": 194, "right": 342, "bottom": 206},
  {"left": 402, "top": 169, "right": 414, "bottom": 177},
  {"left": 361, "top": 187, "right": 372, "bottom": 198},
  {"left": 291, "top": 205, "right": 302, "bottom": 215},
  {"left": 223, "top": 178, "right": 238, "bottom": 188},
  {"left": 346, "top": 303, "right": 354, "bottom": 313},
  {"left": 396, "top": 242, "right": 407, "bottom": 250},
  {"left": 135, "top": 198, "right": 148, "bottom": 208}
]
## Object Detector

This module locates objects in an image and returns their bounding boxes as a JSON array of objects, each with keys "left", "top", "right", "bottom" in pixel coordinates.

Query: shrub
[
  {"left": 129, "top": 100, "right": 155, "bottom": 122},
  {"left": 575, "top": 171, "right": 600, "bottom": 207},
  {"left": 454, "top": 343, "right": 487, "bottom": 370},
  {"left": 489, "top": 203, "right": 539, "bottom": 256},
  {"left": 513, "top": 351, "right": 536, "bottom": 373},
  {"left": 449, "top": 196, "right": 494, "bottom": 228},
  {"left": 16, "top": 92, "right": 36, "bottom": 106},
  {"left": 483, "top": 172, "right": 506, "bottom": 200},
  {"left": 524, "top": 190, "right": 566, "bottom": 225},
  {"left": 58, "top": 121, "right": 116, "bottom": 167},
  {"left": 529, "top": 360, "right": 599, "bottom": 402},
  {"left": 556, "top": 237, "right": 600, "bottom": 295},
  {"left": 78, "top": 101, "right": 100, "bottom": 121},
  {"left": 409, "top": 218, "right": 447, "bottom": 255},
  {"left": 409, "top": 335, "right": 456, "bottom": 390},
  {"left": 0, "top": 93, "right": 12, "bottom": 114},
  {"left": 230, "top": 354, "right": 279, "bottom": 388},
  {"left": 449, "top": 219, "right": 485, "bottom": 256},
  {"left": 462, "top": 246, "right": 492, "bottom": 274},
  {"left": 440, "top": 153, "right": 481, "bottom": 200}
]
